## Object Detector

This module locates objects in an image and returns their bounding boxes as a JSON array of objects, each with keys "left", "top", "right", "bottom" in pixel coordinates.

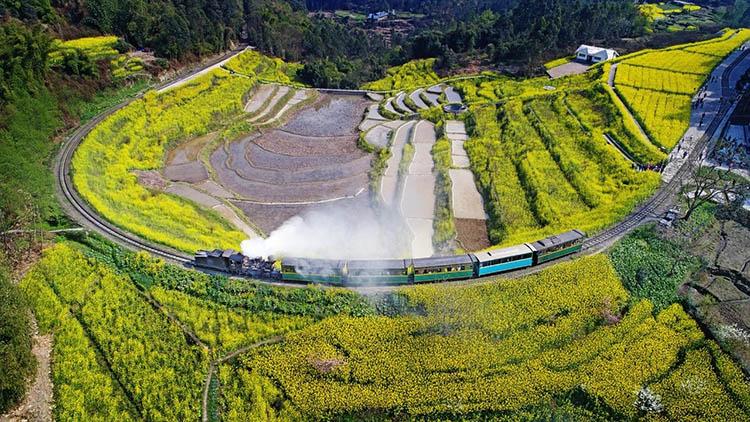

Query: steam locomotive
[{"left": 194, "top": 229, "right": 585, "bottom": 286}]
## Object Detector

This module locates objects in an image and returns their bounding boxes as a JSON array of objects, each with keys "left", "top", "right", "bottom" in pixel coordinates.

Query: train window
[{"left": 482, "top": 252, "right": 532, "bottom": 267}]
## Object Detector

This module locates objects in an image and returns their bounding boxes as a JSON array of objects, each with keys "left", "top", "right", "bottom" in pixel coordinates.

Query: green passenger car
[
  {"left": 531, "top": 230, "right": 586, "bottom": 265},
  {"left": 344, "top": 259, "right": 410, "bottom": 285},
  {"left": 411, "top": 255, "right": 477, "bottom": 283},
  {"left": 281, "top": 258, "right": 345, "bottom": 285}
]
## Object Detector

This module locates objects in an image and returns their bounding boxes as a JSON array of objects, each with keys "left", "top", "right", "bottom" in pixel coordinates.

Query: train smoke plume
[{"left": 240, "top": 202, "right": 410, "bottom": 260}]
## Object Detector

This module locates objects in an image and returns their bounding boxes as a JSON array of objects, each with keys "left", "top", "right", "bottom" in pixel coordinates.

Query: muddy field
[
  {"left": 281, "top": 95, "right": 370, "bottom": 136},
  {"left": 163, "top": 133, "right": 214, "bottom": 182},
  {"left": 255, "top": 131, "right": 362, "bottom": 156},
  {"left": 449, "top": 169, "right": 486, "bottom": 220},
  {"left": 401, "top": 121, "right": 437, "bottom": 258},
  {"left": 208, "top": 93, "right": 374, "bottom": 230},
  {"left": 231, "top": 194, "right": 371, "bottom": 236},
  {"left": 455, "top": 219, "right": 491, "bottom": 251}
]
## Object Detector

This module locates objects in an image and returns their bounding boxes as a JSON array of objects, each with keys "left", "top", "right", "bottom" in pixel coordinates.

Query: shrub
[
  {"left": 0, "top": 267, "right": 35, "bottom": 413},
  {"left": 361, "top": 59, "right": 440, "bottom": 91}
]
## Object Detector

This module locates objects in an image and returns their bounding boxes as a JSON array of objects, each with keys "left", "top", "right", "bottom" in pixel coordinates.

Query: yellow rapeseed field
[
  {"left": 218, "top": 255, "right": 750, "bottom": 419},
  {"left": 73, "top": 69, "right": 253, "bottom": 252},
  {"left": 616, "top": 28, "right": 750, "bottom": 149}
]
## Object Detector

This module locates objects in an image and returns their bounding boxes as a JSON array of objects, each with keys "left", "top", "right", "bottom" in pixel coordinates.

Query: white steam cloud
[{"left": 241, "top": 202, "right": 411, "bottom": 260}]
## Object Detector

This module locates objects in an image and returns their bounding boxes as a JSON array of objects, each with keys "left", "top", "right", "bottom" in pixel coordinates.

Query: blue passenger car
[{"left": 473, "top": 244, "right": 536, "bottom": 277}]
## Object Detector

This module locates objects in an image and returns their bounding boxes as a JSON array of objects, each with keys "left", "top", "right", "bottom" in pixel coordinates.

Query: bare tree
[{"left": 681, "top": 165, "right": 744, "bottom": 221}]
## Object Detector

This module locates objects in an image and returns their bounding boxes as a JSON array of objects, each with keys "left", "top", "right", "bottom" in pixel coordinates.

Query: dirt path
[
  {"left": 201, "top": 336, "right": 284, "bottom": 422},
  {"left": 1, "top": 318, "right": 53, "bottom": 422}
]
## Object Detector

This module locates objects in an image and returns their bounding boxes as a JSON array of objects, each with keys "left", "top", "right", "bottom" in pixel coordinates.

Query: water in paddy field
[{"left": 240, "top": 201, "right": 413, "bottom": 260}]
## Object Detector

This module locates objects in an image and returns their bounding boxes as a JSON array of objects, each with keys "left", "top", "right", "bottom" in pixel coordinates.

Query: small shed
[{"left": 575, "top": 45, "right": 619, "bottom": 63}]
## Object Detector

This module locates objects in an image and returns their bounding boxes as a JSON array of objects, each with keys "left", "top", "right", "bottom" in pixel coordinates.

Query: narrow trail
[
  {"left": 0, "top": 317, "right": 53, "bottom": 422},
  {"left": 201, "top": 336, "right": 284, "bottom": 422}
]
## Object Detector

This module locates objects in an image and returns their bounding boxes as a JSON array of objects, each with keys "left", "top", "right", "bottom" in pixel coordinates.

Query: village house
[
  {"left": 367, "top": 11, "right": 390, "bottom": 22},
  {"left": 575, "top": 45, "right": 619, "bottom": 63}
]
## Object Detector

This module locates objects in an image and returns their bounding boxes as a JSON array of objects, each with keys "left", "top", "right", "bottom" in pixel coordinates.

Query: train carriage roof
[
  {"left": 531, "top": 230, "right": 586, "bottom": 251},
  {"left": 474, "top": 244, "right": 535, "bottom": 264},
  {"left": 412, "top": 254, "right": 474, "bottom": 268},
  {"left": 282, "top": 257, "right": 344, "bottom": 268},
  {"left": 346, "top": 259, "right": 408, "bottom": 271}
]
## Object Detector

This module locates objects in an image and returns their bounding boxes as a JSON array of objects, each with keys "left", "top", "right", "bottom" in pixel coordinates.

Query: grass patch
[
  {"left": 609, "top": 225, "right": 701, "bottom": 312},
  {"left": 544, "top": 55, "right": 574, "bottom": 70}
]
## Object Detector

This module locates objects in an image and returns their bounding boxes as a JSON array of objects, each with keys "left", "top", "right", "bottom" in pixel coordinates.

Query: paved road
[{"left": 583, "top": 42, "right": 750, "bottom": 253}]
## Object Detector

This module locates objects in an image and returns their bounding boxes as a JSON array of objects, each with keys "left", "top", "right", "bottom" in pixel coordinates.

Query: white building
[
  {"left": 575, "top": 45, "right": 619, "bottom": 63},
  {"left": 367, "top": 11, "right": 389, "bottom": 21}
]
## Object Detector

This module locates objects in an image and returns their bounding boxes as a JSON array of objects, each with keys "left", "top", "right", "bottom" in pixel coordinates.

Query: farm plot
[
  {"left": 244, "top": 84, "right": 276, "bottom": 113},
  {"left": 455, "top": 77, "right": 660, "bottom": 247},
  {"left": 409, "top": 88, "right": 429, "bottom": 109},
  {"left": 502, "top": 100, "right": 590, "bottom": 225},
  {"left": 208, "top": 94, "right": 375, "bottom": 231},
  {"left": 247, "top": 85, "right": 291, "bottom": 122},
  {"left": 450, "top": 170, "right": 486, "bottom": 218},
  {"left": 445, "top": 120, "right": 470, "bottom": 168},
  {"left": 223, "top": 48, "right": 304, "bottom": 85},
  {"left": 220, "top": 255, "right": 750, "bottom": 420},
  {"left": 613, "top": 28, "right": 750, "bottom": 150},
  {"left": 72, "top": 68, "right": 253, "bottom": 253},
  {"left": 381, "top": 121, "right": 416, "bottom": 207},
  {"left": 21, "top": 244, "right": 208, "bottom": 421},
  {"left": 614, "top": 64, "right": 703, "bottom": 94},
  {"left": 616, "top": 85, "right": 692, "bottom": 150},
  {"left": 527, "top": 96, "right": 658, "bottom": 214},
  {"left": 361, "top": 58, "right": 439, "bottom": 91},
  {"left": 232, "top": 195, "right": 371, "bottom": 235},
  {"left": 401, "top": 121, "right": 437, "bottom": 257},
  {"left": 443, "top": 120, "right": 488, "bottom": 249},
  {"left": 283, "top": 95, "right": 371, "bottom": 136},
  {"left": 623, "top": 50, "right": 717, "bottom": 75},
  {"left": 563, "top": 88, "right": 666, "bottom": 165}
]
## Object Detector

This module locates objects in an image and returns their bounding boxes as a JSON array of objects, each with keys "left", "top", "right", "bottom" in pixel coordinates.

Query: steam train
[{"left": 194, "top": 229, "right": 585, "bottom": 286}]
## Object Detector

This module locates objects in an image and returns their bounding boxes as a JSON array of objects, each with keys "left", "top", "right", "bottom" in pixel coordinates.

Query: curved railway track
[
  {"left": 56, "top": 45, "right": 750, "bottom": 285},
  {"left": 55, "top": 49, "right": 250, "bottom": 266},
  {"left": 583, "top": 45, "right": 750, "bottom": 251}
]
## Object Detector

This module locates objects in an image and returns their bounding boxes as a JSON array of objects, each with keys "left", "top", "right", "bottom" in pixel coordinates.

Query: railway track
[
  {"left": 55, "top": 44, "right": 749, "bottom": 286},
  {"left": 583, "top": 45, "right": 750, "bottom": 251},
  {"left": 55, "top": 48, "right": 249, "bottom": 266}
]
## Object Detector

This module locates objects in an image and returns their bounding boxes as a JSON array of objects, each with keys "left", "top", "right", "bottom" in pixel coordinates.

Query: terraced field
[
  {"left": 613, "top": 28, "right": 750, "bottom": 149},
  {"left": 454, "top": 73, "right": 661, "bottom": 247},
  {"left": 214, "top": 94, "right": 374, "bottom": 233}
]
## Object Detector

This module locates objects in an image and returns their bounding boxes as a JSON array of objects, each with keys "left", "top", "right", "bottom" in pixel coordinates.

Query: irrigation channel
[{"left": 56, "top": 44, "right": 750, "bottom": 290}]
